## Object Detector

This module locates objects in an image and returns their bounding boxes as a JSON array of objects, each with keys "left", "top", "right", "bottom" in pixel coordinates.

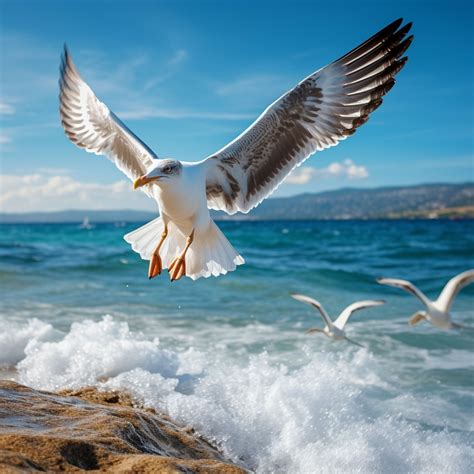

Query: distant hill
[
  {"left": 1, "top": 183, "right": 473, "bottom": 223},
  {"left": 226, "top": 182, "right": 474, "bottom": 220}
]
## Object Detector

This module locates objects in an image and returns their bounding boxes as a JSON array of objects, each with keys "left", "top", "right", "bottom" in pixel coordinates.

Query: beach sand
[{"left": 0, "top": 380, "right": 245, "bottom": 473}]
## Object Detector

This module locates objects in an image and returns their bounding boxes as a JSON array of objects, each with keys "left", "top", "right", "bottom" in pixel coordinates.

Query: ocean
[{"left": 1, "top": 220, "right": 473, "bottom": 473}]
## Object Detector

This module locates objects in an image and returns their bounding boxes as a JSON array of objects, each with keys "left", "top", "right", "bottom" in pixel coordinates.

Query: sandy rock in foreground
[{"left": 0, "top": 381, "right": 246, "bottom": 473}]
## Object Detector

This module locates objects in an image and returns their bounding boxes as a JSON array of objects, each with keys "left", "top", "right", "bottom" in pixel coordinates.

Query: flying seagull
[
  {"left": 59, "top": 19, "right": 413, "bottom": 281},
  {"left": 377, "top": 270, "right": 474, "bottom": 329},
  {"left": 291, "top": 293, "right": 384, "bottom": 346}
]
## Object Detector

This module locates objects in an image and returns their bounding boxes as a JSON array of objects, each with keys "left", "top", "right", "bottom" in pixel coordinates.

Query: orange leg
[
  {"left": 408, "top": 311, "right": 426, "bottom": 326},
  {"left": 148, "top": 224, "right": 168, "bottom": 279},
  {"left": 168, "top": 230, "right": 195, "bottom": 282}
]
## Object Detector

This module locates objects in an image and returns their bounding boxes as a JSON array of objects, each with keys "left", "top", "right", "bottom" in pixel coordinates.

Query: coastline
[{"left": 0, "top": 380, "right": 246, "bottom": 473}]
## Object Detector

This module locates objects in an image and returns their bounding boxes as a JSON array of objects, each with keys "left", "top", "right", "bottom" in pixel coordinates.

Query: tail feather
[
  {"left": 160, "top": 230, "right": 184, "bottom": 269},
  {"left": 140, "top": 229, "right": 161, "bottom": 259},
  {"left": 124, "top": 217, "right": 163, "bottom": 260},
  {"left": 218, "top": 240, "right": 231, "bottom": 270},
  {"left": 124, "top": 217, "right": 244, "bottom": 280}
]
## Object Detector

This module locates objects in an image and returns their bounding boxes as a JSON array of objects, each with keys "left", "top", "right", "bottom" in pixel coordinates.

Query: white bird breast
[{"left": 154, "top": 162, "right": 210, "bottom": 232}]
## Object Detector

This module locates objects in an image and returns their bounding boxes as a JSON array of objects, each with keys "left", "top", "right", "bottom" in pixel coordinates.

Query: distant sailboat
[{"left": 79, "top": 216, "right": 93, "bottom": 229}]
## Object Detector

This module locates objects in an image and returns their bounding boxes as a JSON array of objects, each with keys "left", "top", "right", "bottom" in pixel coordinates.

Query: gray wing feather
[
  {"left": 436, "top": 270, "right": 474, "bottom": 312},
  {"left": 291, "top": 293, "right": 333, "bottom": 328},
  {"left": 377, "top": 278, "right": 431, "bottom": 307},
  {"left": 59, "top": 46, "right": 158, "bottom": 198},
  {"left": 205, "top": 19, "right": 413, "bottom": 214},
  {"left": 334, "top": 300, "right": 385, "bottom": 330}
]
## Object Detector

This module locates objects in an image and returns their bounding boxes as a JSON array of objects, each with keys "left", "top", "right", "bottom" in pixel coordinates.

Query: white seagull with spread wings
[
  {"left": 291, "top": 293, "right": 385, "bottom": 346},
  {"left": 377, "top": 270, "right": 474, "bottom": 329},
  {"left": 59, "top": 19, "right": 413, "bottom": 281}
]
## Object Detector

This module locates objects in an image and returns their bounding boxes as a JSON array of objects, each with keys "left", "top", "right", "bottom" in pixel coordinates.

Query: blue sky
[{"left": 0, "top": 0, "right": 473, "bottom": 212}]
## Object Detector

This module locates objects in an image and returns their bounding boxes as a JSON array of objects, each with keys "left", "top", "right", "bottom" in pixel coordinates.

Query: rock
[{"left": 0, "top": 381, "right": 246, "bottom": 473}]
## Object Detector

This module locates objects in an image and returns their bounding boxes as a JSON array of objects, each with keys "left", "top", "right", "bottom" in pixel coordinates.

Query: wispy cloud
[
  {"left": 168, "top": 49, "right": 188, "bottom": 67},
  {"left": 82, "top": 52, "right": 151, "bottom": 96},
  {"left": 287, "top": 159, "right": 369, "bottom": 185},
  {"left": 0, "top": 101, "right": 15, "bottom": 115},
  {"left": 70, "top": 47, "right": 248, "bottom": 122},
  {"left": 143, "top": 49, "right": 189, "bottom": 91},
  {"left": 118, "top": 106, "right": 254, "bottom": 121},
  {"left": 37, "top": 167, "right": 71, "bottom": 175},
  {"left": 0, "top": 122, "right": 58, "bottom": 148},
  {"left": 0, "top": 172, "right": 153, "bottom": 213},
  {"left": 0, "top": 33, "right": 59, "bottom": 99},
  {"left": 0, "top": 33, "right": 269, "bottom": 143},
  {"left": 215, "top": 74, "right": 287, "bottom": 98},
  {"left": 0, "top": 133, "right": 12, "bottom": 145}
]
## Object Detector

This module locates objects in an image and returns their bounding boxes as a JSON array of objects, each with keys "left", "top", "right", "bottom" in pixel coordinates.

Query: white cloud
[
  {"left": 326, "top": 159, "right": 369, "bottom": 179},
  {"left": 286, "top": 159, "right": 369, "bottom": 185},
  {"left": 0, "top": 173, "right": 154, "bottom": 213},
  {"left": 0, "top": 101, "right": 15, "bottom": 115},
  {"left": 0, "top": 133, "right": 12, "bottom": 145},
  {"left": 286, "top": 166, "right": 315, "bottom": 185},
  {"left": 0, "top": 159, "right": 369, "bottom": 212}
]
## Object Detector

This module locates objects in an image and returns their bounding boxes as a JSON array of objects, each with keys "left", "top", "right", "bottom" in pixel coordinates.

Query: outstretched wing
[
  {"left": 205, "top": 19, "right": 413, "bottom": 214},
  {"left": 377, "top": 278, "right": 431, "bottom": 307},
  {"left": 59, "top": 47, "right": 158, "bottom": 198},
  {"left": 290, "top": 293, "right": 333, "bottom": 328},
  {"left": 436, "top": 270, "right": 474, "bottom": 312},
  {"left": 333, "top": 300, "right": 385, "bottom": 330}
]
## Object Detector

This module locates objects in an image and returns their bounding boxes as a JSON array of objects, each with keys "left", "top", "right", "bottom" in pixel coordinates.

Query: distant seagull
[
  {"left": 291, "top": 293, "right": 385, "bottom": 346},
  {"left": 377, "top": 270, "right": 474, "bottom": 329},
  {"left": 59, "top": 19, "right": 413, "bottom": 281}
]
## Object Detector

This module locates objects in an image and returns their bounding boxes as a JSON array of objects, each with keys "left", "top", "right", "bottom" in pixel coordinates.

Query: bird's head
[{"left": 133, "top": 159, "right": 182, "bottom": 189}]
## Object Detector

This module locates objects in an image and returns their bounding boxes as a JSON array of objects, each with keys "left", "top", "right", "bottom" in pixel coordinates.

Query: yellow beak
[{"left": 133, "top": 176, "right": 159, "bottom": 189}]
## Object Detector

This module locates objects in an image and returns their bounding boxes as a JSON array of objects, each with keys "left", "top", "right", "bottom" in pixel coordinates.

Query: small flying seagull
[
  {"left": 291, "top": 293, "right": 385, "bottom": 346},
  {"left": 59, "top": 19, "right": 413, "bottom": 281},
  {"left": 377, "top": 270, "right": 474, "bottom": 329}
]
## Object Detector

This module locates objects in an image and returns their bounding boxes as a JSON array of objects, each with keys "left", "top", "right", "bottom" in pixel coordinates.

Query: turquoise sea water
[{"left": 1, "top": 220, "right": 473, "bottom": 472}]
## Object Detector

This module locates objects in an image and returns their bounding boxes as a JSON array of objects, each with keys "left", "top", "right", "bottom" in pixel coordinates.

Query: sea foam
[
  {"left": 3, "top": 317, "right": 472, "bottom": 473},
  {"left": 0, "top": 318, "right": 56, "bottom": 367}
]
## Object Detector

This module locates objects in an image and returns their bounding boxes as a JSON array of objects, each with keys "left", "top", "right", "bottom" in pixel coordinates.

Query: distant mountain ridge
[
  {"left": 1, "top": 183, "right": 473, "bottom": 223},
  {"left": 231, "top": 182, "right": 474, "bottom": 220}
]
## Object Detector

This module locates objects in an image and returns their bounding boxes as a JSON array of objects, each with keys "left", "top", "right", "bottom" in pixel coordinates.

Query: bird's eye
[{"left": 164, "top": 166, "right": 172, "bottom": 173}]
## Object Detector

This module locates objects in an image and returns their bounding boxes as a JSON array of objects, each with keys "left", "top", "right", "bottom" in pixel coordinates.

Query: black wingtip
[
  {"left": 386, "top": 18, "right": 404, "bottom": 33},
  {"left": 396, "top": 22, "right": 413, "bottom": 38},
  {"left": 62, "top": 43, "right": 69, "bottom": 62},
  {"left": 394, "top": 18, "right": 404, "bottom": 27},
  {"left": 60, "top": 44, "right": 68, "bottom": 73}
]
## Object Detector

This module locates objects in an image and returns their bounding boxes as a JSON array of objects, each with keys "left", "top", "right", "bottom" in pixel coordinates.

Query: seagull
[
  {"left": 59, "top": 19, "right": 413, "bottom": 281},
  {"left": 291, "top": 293, "right": 385, "bottom": 346},
  {"left": 377, "top": 270, "right": 474, "bottom": 329}
]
